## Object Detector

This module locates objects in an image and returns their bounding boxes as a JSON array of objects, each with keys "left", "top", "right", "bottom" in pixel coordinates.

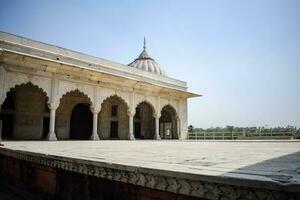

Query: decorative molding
[
  {"left": 99, "top": 91, "right": 130, "bottom": 112},
  {"left": 134, "top": 95, "right": 157, "bottom": 116},
  {"left": 57, "top": 80, "right": 94, "bottom": 105},
  {"left": 3, "top": 71, "right": 51, "bottom": 104},
  {"left": 0, "top": 149, "right": 296, "bottom": 200}
]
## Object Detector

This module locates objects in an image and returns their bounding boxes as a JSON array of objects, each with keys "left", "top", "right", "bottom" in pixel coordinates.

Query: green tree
[
  {"left": 188, "top": 125, "right": 194, "bottom": 133},
  {"left": 225, "top": 125, "right": 234, "bottom": 132}
]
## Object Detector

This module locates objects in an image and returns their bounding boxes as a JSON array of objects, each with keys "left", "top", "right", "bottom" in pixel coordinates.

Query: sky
[{"left": 0, "top": 0, "right": 299, "bottom": 128}]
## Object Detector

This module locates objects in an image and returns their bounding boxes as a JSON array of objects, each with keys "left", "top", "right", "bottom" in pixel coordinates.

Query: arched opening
[
  {"left": 70, "top": 103, "right": 92, "bottom": 140},
  {"left": 56, "top": 90, "right": 92, "bottom": 140},
  {"left": 0, "top": 82, "right": 49, "bottom": 140},
  {"left": 159, "top": 105, "right": 178, "bottom": 139},
  {"left": 134, "top": 101, "right": 155, "bottom": 139},
  {"left": 99, "top": 95, "right": 129, "bottom": 139}
]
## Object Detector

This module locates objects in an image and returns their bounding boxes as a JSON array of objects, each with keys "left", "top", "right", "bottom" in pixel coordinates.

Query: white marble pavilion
[{"left": 0, "top": 32, "right": 199, "bottom": 141}]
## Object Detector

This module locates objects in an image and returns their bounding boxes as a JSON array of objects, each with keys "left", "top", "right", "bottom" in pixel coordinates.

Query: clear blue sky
[{"left": 1, "top": 0, "right": 299, "bottom": 128}]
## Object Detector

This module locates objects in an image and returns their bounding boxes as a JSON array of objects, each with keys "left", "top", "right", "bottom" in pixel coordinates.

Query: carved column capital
[
  {"left": 128, "top": 110, "right": 135, "bottom": 118},
  {"left": 90, "top": 106, "right": 101, "bottom": 114},
  {"left": 153, "top": 113, "right": 161, "bottom": 119},
  {"left": 48, "top": 102, "right": 59, "bottom": 110}
]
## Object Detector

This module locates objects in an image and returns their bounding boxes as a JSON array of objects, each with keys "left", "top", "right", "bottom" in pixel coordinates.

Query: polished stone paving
[{"left": 1, "top": 140, "right": 300, "bottom": 187}]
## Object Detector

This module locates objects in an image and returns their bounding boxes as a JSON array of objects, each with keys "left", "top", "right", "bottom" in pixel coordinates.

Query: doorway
[
  {"left": 70, "top": 103, "right": 92, "bottom": 140},
  {"left": 134, "top": 122, "right": 141, "bottom": 139},
  {"left": 42, "top": 117, "right": 50, "bottom": 139},
  {"left": 159, "top": 105, "right": 178, "bottom": 139},
  {"left": 0, "top": 114, "right": 14, "bottom": 139},
  {"left": 110, "top": 121, "right": 118, "bottom": 138}
]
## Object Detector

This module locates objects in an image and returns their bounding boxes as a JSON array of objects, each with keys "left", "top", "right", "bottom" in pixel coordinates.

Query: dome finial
[{"left": 128, "top": 37, "right": 166, "bottom": 76}]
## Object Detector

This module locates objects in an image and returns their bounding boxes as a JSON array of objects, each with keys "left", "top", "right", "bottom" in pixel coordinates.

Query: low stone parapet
[{"left": 0, "top": 141, "right": 299, "bottom": 200}]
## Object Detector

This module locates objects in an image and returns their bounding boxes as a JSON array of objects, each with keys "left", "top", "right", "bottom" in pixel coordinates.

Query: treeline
[{"left": 188, "top": 125, "right": 299, "bottom": 133}]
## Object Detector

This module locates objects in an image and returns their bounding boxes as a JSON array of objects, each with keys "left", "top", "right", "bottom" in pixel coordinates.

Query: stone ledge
[{"left": 0, "top": 147, "right": 298, "bottom": 200}]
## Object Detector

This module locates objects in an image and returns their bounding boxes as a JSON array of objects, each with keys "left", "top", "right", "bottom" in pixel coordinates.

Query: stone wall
[
  {"left": 99, "top": 96, "right": 129, "bottom": 139},
  {"left": 13, "top": 87, "right": 47, "bottom": 139},
  {"left": 0, "top": 80, "right": 185, "bottom": 140},
  {"left": 134, "top": 102, "right": 155, "bottom": 139},
  {"left": 0, "top": 68, "right": 188, "bottom": 140},
  {"left": 1, "top": 83, "right": 49, "bottom": 140},
  {"left": 0, "top": 155, "right": 202, "bottom": 200},
  {"left": 159, "top": 105, "right": 178, "bottom": 139},
  {"left": 56, "top": 91, "right": 91, "bottom": 140}
]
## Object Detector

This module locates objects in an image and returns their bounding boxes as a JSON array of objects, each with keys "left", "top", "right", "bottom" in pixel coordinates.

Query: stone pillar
[
  {"left": 128, "top": 112, "right": 135, "bottom": 140},
  {"left": 91, "top": 110, "right": 100, "bottom": 140},
  {"left": 0, "top": 66, "right": 6, "bottom": 144},
  {"left": 47, "top": 104, "right": 57, "bottom": 141},
  {"left": 177, "top": 117, "right": 180, "bottom": 138},
  {"left": 128, "top": 91, "right": 135, "bottom": 140},
  {"left": 0, "top": 118, "right": 3, "bottom": 146},
  {"left": 91, "top": 85, "right": 100, "bottom": 140},
  {"left": 0, "top": 61, "right": 5, "bottom": 103},
  {"left": 47, "top": 74, "right": 58, "bottom": 141},
  {"left": 154, "top": 114, "right": 161, "bottom": 140}
]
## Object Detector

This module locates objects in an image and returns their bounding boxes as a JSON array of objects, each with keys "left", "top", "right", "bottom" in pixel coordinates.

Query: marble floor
[{"left": 1, "top": 140, "right": 299, "bottom": 188}]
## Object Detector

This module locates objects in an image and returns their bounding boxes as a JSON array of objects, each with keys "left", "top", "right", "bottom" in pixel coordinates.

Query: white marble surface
[
  {"left": 1, "top": 140, "right": 300, "bottom": 187},
  {"left": 0, "top": 31, "right": 190, "bottom": 92}
]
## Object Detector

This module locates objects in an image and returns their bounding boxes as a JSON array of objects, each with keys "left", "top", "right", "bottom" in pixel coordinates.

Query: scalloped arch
[
  {"left": 100, "top": 94, "right": 130, "bottom": 112},
  {"left": 134, "top": 100, "right": 157, "bottom": 116},
  {"left": 1, "top": 81, "right": 50, "bottom": 106},
  {"left": 160, "top": 104, "right": 178, "bottom": 118},
  {"left": 160, "top": 102, "right": 178, "bottom": 117},
  {"left": 59, "top": 89, "right": 92, "bottom": 106},
  {"left": 2, "top": 72, "right": 51, "bottom": 105},
  {"left": 57, "top": 87, "right": 94, "bottom": 107}
]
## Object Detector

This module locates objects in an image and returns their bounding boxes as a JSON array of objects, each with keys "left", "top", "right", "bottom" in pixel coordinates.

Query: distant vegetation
[
  {"left": 188, "top": 125, "right": 299, "bottom": 133},
  {"left": 188, "top": 125, "right": 300, "bottom": 140}
]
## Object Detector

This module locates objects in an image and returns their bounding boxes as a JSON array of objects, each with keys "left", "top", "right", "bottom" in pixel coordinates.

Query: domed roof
[{"left": 128, "top": 38, "right": 166, "bottom": 76}]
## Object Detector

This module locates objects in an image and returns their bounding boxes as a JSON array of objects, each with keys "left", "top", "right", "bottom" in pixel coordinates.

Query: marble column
[
  {"left": 47, "top": 104, "right": 57, "bottom": 141},
  {"left": 128, "top": 112, "right": 135, "bottom": 140},
  {"left": 91, "top": 110, "right": 100, "bottom": 140},
  {"left": 177, "top": 117, "right": 180, "bottom": 138},
  {"left": 0, "top": 109, "right": 3, "bottom": 145},
  {"left": 154, "top": 114, "right": 161, "bottom": 140}
]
